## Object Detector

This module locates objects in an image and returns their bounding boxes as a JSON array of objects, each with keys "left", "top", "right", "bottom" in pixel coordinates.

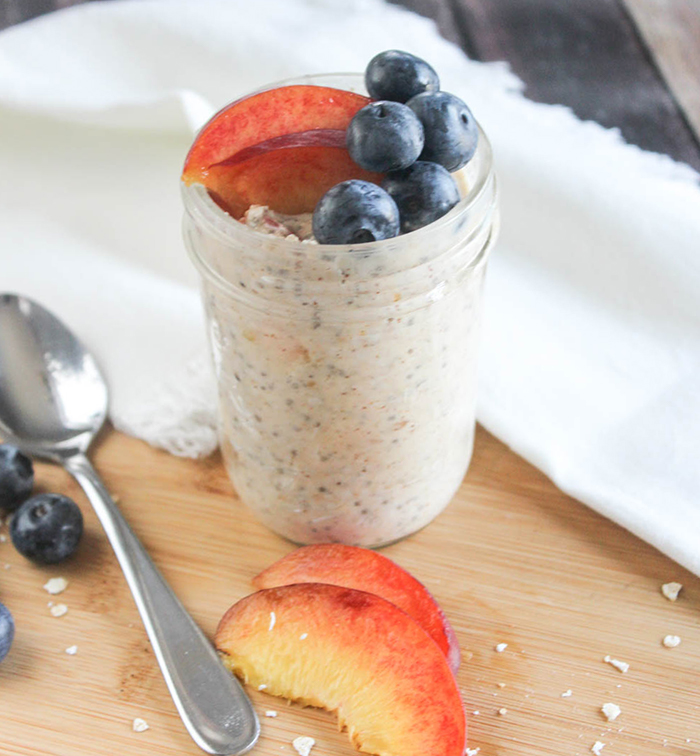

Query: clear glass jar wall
[{"left": 182, "top": 74, "right": 499, "bottom": 547}]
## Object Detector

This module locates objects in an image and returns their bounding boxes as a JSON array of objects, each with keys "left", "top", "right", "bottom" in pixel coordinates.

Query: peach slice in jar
[
  {"left": 253, "top": 544, "right": 461, "bottom": 674},
  {"left": 215, "top": 583, "right": 467, "bottom": 756},
  {"left": 182, "top": 85, "right": 382, "bottom": 217}
]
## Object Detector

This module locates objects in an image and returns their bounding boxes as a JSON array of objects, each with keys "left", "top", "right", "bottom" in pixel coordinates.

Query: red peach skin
[
  {"left": 204, "top": 143, "right": 381, "bottom": 218},
  {"left": 216, "top": 583, "right": 467, "bottom": 756},
  {"left": 253, "top": 543, "right": 461, "bottom": 674},
  {"left": 182, "top": 85, "right": 380, "bottom": 217}
]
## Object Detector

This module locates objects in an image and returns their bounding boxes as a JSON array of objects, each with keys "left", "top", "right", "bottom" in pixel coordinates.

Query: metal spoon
[{"left": 0, "top": 293, "right": 259, "bottom": 755}]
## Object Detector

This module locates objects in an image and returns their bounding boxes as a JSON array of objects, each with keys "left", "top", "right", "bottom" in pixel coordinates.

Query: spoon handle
[{"left": 64, "top": 453, "right": 260, "bottom": 756}]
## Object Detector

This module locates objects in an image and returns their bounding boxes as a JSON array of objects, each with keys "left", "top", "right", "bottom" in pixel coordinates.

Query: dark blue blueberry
[
  {"left": 407, "top": 91, "right": 478, "bottom": 172},
  {"left": 382, "top": 161, "right": 461, "bottom": 233},
  {"left": 0, "top": 443, "right": 34, "bottom": 513},
  {"left": 10, "top": 493, "right": 83, "bottom": 564},
  {"left": 0, "top": 602, "right": 13, "bottom": 663},
  {"left": 346, "top": 101, "right": 424, "bottom": 173},
  {"left": 365, "top": 50, "right": 440, "bottom": 103},
  {"left": 313, "top": 180, "right": 400, "bottom": 245}
]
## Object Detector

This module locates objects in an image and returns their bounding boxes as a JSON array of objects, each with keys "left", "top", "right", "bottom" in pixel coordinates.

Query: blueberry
[
  {"left": 0, "top": 602, "right": 13, "bottom": 663},
  {"left": 382, "top": 161, "right": 461, "bottom": 233},
  {"left": 0, "top": 444, "right": 34, "bottom": 513},
  {"left": 10, "top": 493, "right": 83, "bottom": 564},
  {"left": 365, "top": 50, "right": 440, "bottom": 103},
  {"left": 313, "top": 180, "right": 400, "bottom": 245},
  {"left": 407, "top": 91, "right": 478, "bottom": 172},
  {"left": 346, "top": 101, "right": 424, "bottom": 173}
]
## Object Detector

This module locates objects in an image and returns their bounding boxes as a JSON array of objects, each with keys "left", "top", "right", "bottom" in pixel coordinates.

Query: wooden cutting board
[{"left": 0, "top": 425, "right": 698, "bottom": 756}]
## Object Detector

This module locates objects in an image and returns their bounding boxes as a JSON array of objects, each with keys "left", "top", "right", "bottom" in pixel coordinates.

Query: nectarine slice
[
  {"left": 182, "top": 85, "right": 380, "bottom": 217},
  {"left": 184, "top": 85, "right": 371, "bottom": 175},
  {"left": 215, "top": 584, "right": 466, "bottom": 756},
  {"left": 205, "top": 145, "right": 382, "bottom": 218},
  {"left": 253, "top": 544, "right": 461, "bottom": 673}
]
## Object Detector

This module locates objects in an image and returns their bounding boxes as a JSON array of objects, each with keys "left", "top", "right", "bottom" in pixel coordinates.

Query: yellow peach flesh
[{"left": 215, "top": 583, "right": 466, "bottom": 756}]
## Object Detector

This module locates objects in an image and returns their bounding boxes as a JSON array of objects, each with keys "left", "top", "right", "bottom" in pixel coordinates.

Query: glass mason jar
[{"left": 182, "top": 74, "right": 499, "bottom": 547}]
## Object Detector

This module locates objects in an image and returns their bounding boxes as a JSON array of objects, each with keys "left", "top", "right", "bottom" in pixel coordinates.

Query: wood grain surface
[
  {"left": 1, "top": 2, "right": 699, "bottom": 756},
  {"left": 1, "top": 428, "right": 699, "bottom": 756},
  {"left": 623, "top": 0, "right": 700, "bottom": 141}
]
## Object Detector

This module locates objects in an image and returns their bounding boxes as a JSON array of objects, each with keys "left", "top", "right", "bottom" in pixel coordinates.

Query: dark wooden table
[{"left": 2, "top": 0, "right": 699, "bottom": 170}]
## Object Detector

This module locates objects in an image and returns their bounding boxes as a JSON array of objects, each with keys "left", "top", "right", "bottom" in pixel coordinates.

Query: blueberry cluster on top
[{"left": 313, "top": 50, "right": 479, "bottom": 245}]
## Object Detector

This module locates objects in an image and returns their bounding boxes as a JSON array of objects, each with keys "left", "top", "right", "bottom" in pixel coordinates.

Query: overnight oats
[{"left": 182, "top": 53, "right": 498, "bottom": 547}]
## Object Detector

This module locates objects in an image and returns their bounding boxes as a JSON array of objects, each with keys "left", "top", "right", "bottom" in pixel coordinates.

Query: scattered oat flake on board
[
  {"left": 44, "top": 577, "right": 68, "bottom": 594},
  {"left": 495, "top": 643, "right": 508, "bottom": 652},
  {"left": 603, "top": 655, "right": 629, "bottom": 673},
  {"left": 299, "top": 633, "right": 308, "bottom": 640},
  {"left": 661, "top": 582, "right": 682, "bottom": 601},
  {"left": 292, "top": 736, "right": 315, "bottom": 756},
  {"left": 265, "top": 710, "right": 278, "bottom": 718},
  {"left": 50, "top": 604, "right": 68, "bottom": 617},
  {"left": 663, "top": 635, "right": 681, "bottom": 648},
  {"left": 561, "top": 690, "right": 573, "bottom": 697},
  {"left": 466, "top": 748, "right": 480, "bottom": 756},
  {"left": 602, "top": 703, "right": 621, "bottom": 721},
  {"left": 269, "top": 611, "right": 276, "bottom": 631},
  {"left": 497, "top": 707, "right": 508, "bottom": 716},
  {"left": 472, "top": 710, "right": 480, "bottom": 715},
  {"left": 132, "top": 718, "right": 149, "bottom": 733},
  {"left": 65, "top": 645, "right": 78, "bottom": 655},
  {"left": 591, "top": 741, "right": 605, "bottom": 755}
]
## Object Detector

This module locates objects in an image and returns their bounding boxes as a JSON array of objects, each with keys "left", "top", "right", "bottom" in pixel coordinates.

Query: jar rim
[{"left": 181, "top": 72, "right": 495, "bottom": 261}]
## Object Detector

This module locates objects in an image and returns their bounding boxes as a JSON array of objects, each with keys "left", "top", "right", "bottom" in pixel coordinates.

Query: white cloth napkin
[{"left": 2, "top": 0, "right": 699, "bottom": 574}]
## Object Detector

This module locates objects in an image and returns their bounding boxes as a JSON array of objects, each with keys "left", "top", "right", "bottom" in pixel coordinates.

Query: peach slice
[
  {"left": 204, "top": 144, "right": 381, "bottom": 218},
  {"left": 215, "top": 583, "right": 467, "bottom": 756},
  {"left": 182, "top": 85, "right": 380, "bottom": 217},
  {"left": 253, "top": 544, "right": 461, "bottom": 673}
]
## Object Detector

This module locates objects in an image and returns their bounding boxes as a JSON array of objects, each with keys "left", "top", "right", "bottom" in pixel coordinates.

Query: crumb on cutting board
[
  {"left": 603, "top": 655, "right": 629, "bottom": 673},
  {"left": 44, "top": 577, "right": 68, "bottom": 595},
  {"left": 602, "top": 703, "right": 621, "bottom": 722},
  {"left": 661, "top": 582, "right": 682, "bottom": 601},
  {"left": 292, "top": 736, "right": 315, "bottom": 756}
]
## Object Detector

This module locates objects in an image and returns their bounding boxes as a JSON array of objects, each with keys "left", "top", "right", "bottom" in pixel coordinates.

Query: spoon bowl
[
  {"left": 0, "top": 293, "right": 259, "bottom": 755},
  {"left": 0, "top": 294, "right": 106, "bottom": 457}
]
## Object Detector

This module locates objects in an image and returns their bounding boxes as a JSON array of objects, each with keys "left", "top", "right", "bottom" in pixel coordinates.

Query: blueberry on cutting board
[
  {"left": 0, "top": 443, "right": 34, "bottom": 512},
  {"left": 347, "top": 101, "right": 424, "bottom": 173},
  {"left": 0, "top": 603, "right": 13, "bottom": 663},
  {"left": 313, "top": 180, "right": 400, "bottom": 245},
  {"left": 407, "top": 91, "right": 478, "bottom": 172},
  {"left": 10, "top": 493, "right": 83, "bottom": 564},
  {"left": 365, "top": 50, "right": 440, "bottom": 103}
]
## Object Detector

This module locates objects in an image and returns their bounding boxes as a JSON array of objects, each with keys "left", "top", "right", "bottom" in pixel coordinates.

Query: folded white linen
[{"left": 1, "top": 0, "right": 699, "bottom": 573}]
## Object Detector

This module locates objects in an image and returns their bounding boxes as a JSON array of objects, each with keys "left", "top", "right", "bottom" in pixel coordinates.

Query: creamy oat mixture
[
  {"left": 186, "top": 158, "right": 496, "bottom": 547},
  {"left": 242, "top": 205, "right": 316, "bottom": 243}
]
